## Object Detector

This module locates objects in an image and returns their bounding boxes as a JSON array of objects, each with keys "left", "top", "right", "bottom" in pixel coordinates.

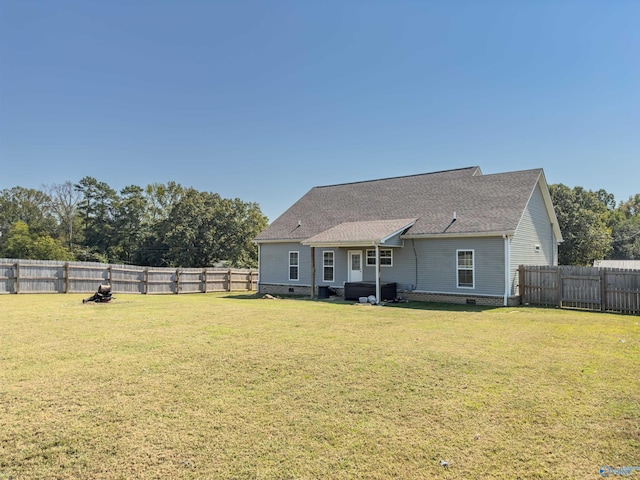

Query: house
[
  {"left": 594, "top": 260, "right": 640, "bottom": 270},
  {"left": 254, "top": 167, "right": 562, "bottom": 306}
]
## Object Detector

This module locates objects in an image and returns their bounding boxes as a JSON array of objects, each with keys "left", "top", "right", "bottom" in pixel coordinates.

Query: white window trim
[
  {"left": 456, "top": 249, "right": 475, "bottom": 289},
  {"left": 289, "top": 251, "right": 299, "bottom": 281},
  {"left": 322, "top": 250, "right": 335, "bottom": 283},
  {"left": 366, "top": 249, "right": 393, "bottom": 267}
]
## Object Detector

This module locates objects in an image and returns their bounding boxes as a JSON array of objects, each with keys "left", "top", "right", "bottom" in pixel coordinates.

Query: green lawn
[{"left": 0, "top": 293, "right": 638, "bottom": 479}]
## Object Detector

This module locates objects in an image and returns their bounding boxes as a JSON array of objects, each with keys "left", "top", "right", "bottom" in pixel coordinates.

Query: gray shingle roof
[
  {"left": 303, "top": 218, "right": 418, "bottom": 245},
  {"left": 255, "top": 167, "right": 547, "bottom": 242}
]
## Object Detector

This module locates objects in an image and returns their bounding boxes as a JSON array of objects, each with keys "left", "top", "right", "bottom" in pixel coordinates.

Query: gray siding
[
  {"left": 259, "top": 242, "right": 312, "bottom": 286},
  {"left": 316, "top": 248, "right": 348, "bottom": 286},
  {"left": 510, "top": 183, "right": 557, "bottom": 294},
  {"left": 259, "top": 244, "right": 348, "bottom": 287},
  {"left": 358, "top": 238, "right": 504, "bottom": 296},
  {"left": 412, "top": 237, "right": 505, "bottom": 296},
  {"left": 260, "top": 237, "right": 506, "bottom": 296},
  {"left": 382, "top": 231, "right": 404, "bottom": 247},
  {"left": 365, "top": 245, "right": 414, "bottom": 288},
  {"left": 360, "top": 248, "right": 402, "bottom": 283}
]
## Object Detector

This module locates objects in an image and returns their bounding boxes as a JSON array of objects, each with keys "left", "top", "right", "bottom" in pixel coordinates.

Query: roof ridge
[{"left": 314, "top": 166, "right": 481, "bottom": 189}]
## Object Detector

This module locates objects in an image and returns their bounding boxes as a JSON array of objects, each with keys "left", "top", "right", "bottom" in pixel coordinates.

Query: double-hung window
[
  {"left": 366, "top": 249, "right": 393, "bottom": 266},
  {"left": 323, "top": 251, "right": 334, "bottom": 282},
  {"left": 457, "top": 250, "right": 474, "bottom": 288},
  {"left": 289, "top": 251, "right": 299, "bottom": 281}
]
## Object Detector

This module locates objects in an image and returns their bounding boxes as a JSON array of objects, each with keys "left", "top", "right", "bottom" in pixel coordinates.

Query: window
[
  {"left": 457, "top": 250, "right": 474, "bottom": 288},
  {"left": 289, "top": 251, "right": 299, "bottom": 281},
  {"left": 366, "top": 249, "right": 393, "bottom": 266},
  {"left": 323, "top": 251, "right": 334, "bottom": 282}
]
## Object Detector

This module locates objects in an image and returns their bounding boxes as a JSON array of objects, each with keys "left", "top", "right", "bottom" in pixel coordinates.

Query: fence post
[
  {"left": 249, "top": 270, "right": 253, "bottom": 291},
  {"left": 518, "top": 265, "right": 525, "bottom": 305},
  {"left": 556, "top": 266, "right": 562, "bottom": 308},
  {"left": 176, "top": 268, "right": 181, "bottom": 294},
  {"left": 65, "top": 262, "right": 70, "bottom": 293},
  {"left": 600, "top": 268, "right": 607, "bottom": 312},
  {"left": 144, "top": 268, "right": 149, "bottom": 295},
  {"left": 15, "top": 261, "right": 20, "bottom": 294},
  {"left": 108, "top": 266, "right": 113, "bottom": 286},
  {"left": 228, "top": 268, "right": 232, "bottom": 292},
  {"left": 203, "top": 268, "right": 208, "bottom": 293}
]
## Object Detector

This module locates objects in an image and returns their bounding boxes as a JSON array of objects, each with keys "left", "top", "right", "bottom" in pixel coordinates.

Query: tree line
[
  {"left": 550, "top": 185, "right": 640, "bottom": 265},
  {"left": 0, "top": 177, "right": 268, "bottom": 268},
  {"left": 1, "top": 179, "right": 639, "bottom": 266}
]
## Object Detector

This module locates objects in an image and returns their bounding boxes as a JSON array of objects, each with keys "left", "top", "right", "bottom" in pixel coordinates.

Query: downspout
[
  {"left": 412, "top": 238, "right": 418, "bottom": 290},
  {"left": 503, "top": 234, "right": 511, "bottom": 306},
  {"left": 311, "top": 246, "right": 316, "bottom": 299},
  {"left": 375, "top": 244, "right": 381, "bottom": 304},
  {"left": 257, "top": 243, "right": 261, "bottom": 292}
]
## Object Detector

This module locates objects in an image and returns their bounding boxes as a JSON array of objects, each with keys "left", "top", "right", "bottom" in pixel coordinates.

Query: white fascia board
[
  {"left": 537, "top": 172, "right": 564, "bottom": 242},
  {"left": 254, "top": 239, "right": 305, "bottom": 244},
  {"left": 302, "top": 240, "right": 408, "bottom": 248},
  {"left": 402, "top": 230, "right": 515, "bottom": 240},
  {"left": 301, "top": 240, "right": 380, "bottom": 248},
  {"left": 380, "top": 221, "right": 417, "bottom": 244}
]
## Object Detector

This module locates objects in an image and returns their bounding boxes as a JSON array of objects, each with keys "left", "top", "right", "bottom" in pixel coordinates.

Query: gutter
[
  {"left": 253, "top": 238, "right": 306, "bottom": 244},
  {"left": 403, "top": 230, "right": 516, "bottom": 240},
  {"left": 257, "top": 243, "right": 261, "bottom": 288}
]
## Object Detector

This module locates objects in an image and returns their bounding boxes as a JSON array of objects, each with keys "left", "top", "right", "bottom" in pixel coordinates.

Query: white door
[{"left": 348, "top": 251, "right": 363, "bottom": 282}]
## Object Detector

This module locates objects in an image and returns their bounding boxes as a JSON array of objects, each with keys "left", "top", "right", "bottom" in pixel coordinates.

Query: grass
[{"left": 0, "top": 293, "right": 638, "bottom": 479}]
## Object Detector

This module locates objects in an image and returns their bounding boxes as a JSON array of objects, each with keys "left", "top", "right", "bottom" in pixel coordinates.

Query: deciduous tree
[
  {"left": 550, "top": 184, "right": 612, "bottom": 265},
  {"left": 1, "top": 221, "right": 72, "bottom": 260},
  {"left": 0, "top": 187, "right": 55, "bottom": 239},
  {"left": 48, "top": 181, "right": 82, "bottom": 249},
  {"left": 163, "top": 189, "right": 267, "bottom": 268}
]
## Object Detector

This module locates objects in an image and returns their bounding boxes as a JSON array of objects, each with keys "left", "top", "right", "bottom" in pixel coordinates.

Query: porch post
[
  {"left": 375, "top": 244, "right": 381, "bottom": 304},
  {"left": 310, "top": 246, "right": 316, "bottom": 298}
]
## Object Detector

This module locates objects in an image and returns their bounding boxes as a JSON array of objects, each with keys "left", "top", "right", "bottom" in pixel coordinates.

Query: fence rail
[
  {"left": 0, "top": 259, "right": 257, "bottom": 295},
  {"left": 519, "top": 265, "right": 640, "bottom": 315}
]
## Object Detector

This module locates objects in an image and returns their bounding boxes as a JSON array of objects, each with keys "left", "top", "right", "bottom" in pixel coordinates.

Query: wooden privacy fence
[
  {"left": 519, "top": 265, "right": 640, "bottom": 315},
  {"left": 0, "top": 259, "right": 257, "bottom": 295}
]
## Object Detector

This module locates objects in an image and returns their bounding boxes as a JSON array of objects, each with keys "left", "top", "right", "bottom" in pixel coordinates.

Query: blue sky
[{"left": 1, "top": 0, "right": 638, "bottom": 222}]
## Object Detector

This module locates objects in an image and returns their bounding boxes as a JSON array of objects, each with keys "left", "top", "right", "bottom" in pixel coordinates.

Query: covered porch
[{"left": 302, "top": 218, "right": 416, "bottom": 304}]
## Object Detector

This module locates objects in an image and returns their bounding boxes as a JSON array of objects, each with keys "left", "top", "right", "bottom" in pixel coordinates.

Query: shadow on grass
[
  {"left": 223, "top": 292, "right": 500, "bottom": 312},
  {"left": 383, "top": 301, "right": 499, "bottom": 312},
  {"left": 222, "top": 293, "right": 310, "bottom": 300}
]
